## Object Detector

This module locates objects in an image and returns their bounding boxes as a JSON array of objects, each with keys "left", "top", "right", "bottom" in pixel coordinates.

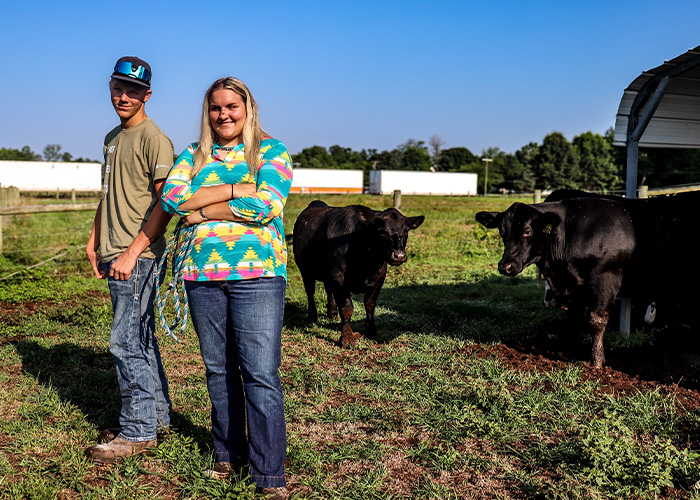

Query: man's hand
[
  {"left": 86, "top": 247, "right": 107, "bottom": 279},
  {"left": 108, "top": 250, "right": 138, "bottom": 280}
]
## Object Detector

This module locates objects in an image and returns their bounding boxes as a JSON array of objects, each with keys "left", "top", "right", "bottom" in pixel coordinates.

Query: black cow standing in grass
[
  {"left": 477, "top": 190, "right": 700, "bottom": 368},
  {"left": 293, "top": 201, "right": 424, "bottom": 348},
  {"left": 542, "top": 189, "right": 700, "bottom": 330},
  {"left": 476, "top": 198, "right": 636, "bottom": 368}
]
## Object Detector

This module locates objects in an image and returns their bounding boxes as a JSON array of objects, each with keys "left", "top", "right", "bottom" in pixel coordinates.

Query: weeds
[{"left": 2, "top": 194, "right": 700, "bottom": 499}]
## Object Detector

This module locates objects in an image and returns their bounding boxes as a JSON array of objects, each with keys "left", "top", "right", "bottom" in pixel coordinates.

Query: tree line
[
  {"left": 0, "top": 144, "right": 98, "bottom": 163},
  {"left": 291, "top": 129, "right": 700, "bottom": 193},
  {"left": 5, "top": 131, "right": 700, "bottom": 193}
]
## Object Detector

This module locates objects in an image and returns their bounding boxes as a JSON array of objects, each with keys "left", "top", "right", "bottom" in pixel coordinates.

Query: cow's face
[
  {"left": 476, "top": 203, "right": 558, "bottom": 276},
  {"left": 374, "top": 209, "right": 425, "bottom": 266}
]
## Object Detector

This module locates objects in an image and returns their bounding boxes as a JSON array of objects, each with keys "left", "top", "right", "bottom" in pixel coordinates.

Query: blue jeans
[
  {"left": 107, "top": 258, "right": 171, "bottom": 442},
  {"left": 185, "top": 277, "right": 287, "bottom": 489}
]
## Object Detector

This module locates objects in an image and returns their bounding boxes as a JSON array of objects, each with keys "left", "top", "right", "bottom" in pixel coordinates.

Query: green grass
[{"left": 2, "top": 193, "right": 700, "bottom": 499}]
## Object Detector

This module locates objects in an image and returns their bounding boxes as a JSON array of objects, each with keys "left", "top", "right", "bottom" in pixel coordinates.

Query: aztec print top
[{"left": 161, "top": 137, "right": 293, "bottom": 281}]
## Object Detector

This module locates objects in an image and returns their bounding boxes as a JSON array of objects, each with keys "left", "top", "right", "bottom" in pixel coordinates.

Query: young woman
[{"left": 161, "top": 77, "right": 292, "bottom": 499}]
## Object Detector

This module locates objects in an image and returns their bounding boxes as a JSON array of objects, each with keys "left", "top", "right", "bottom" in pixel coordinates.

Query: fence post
[
  {"left": 393, "top": 190, "right": 402, "bottom": 210},
  {"left": 534, "top": 189, "right": 541, "bottom": 204},
  {"left": 71, "top": 189, "right": 76, "bottom": 203},
  {"left": 0, "top": 187, "right": 4, "bottom": 253},
  {"left": 639, "top": 185, "right": 648, "bottom": 199},
  {"left": 0, "top": 187, "right": 21, "bottom": 253}
]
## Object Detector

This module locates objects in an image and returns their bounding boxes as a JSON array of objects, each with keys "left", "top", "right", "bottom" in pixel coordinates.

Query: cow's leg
[
  {"left": 588, "top": 273, "right": 621, "bottom": 369},
  {"left": 589, "top": 310, "right": 609, "bottom": 369},
  {"left": 333, "top": 289, "right": 360, "bottom": 348},
  {"left": 302, "top": 274, "right": 318, "bottom": 323},
  {"left": 324, "top": 283, "right": 338, "bottom": 319},
  {"left": 363, "top": 275, "right": 385, "bottom": 338}
]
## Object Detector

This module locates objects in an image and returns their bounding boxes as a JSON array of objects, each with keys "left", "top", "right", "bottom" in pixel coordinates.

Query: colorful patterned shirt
[{"left": 161, "top": 137, "right": 293, "bottom": 281}]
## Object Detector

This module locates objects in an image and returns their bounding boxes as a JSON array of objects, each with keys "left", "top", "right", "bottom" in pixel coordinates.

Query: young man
[{"left": 85, "top": 56, "right": 174, "bottom": 463}]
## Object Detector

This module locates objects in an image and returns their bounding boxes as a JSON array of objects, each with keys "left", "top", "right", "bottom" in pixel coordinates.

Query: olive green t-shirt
[{"left": 100, "top": 117, "right": 174, "bottom": 262}]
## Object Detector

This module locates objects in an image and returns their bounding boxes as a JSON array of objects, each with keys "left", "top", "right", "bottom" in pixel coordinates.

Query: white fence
[{"left": 0, "top": 161, "right": 101, "bottom": 192}]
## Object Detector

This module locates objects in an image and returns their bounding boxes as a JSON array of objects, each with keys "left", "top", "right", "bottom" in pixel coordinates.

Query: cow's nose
[
  {"left": 498, "top": 261, "right": 514, "bottom": 275},
  {"left": 390, "top": 250, "right": 407, "bottom": 264}
]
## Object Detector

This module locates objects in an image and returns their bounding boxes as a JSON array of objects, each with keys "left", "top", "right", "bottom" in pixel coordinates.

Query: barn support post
[
  {"left": 619, "top": 138, "right": 639, "bottom": 338},
  {"left": 618, "top": 78, "right": 670, "bottom": 338}
]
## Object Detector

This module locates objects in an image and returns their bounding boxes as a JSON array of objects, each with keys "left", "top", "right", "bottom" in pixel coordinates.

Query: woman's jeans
[
  {"left": 185, "top": 276, "right": 287, "bottom": 489},
  {"left": 107, "top": 258, "right": 171, "bottom": 442}
]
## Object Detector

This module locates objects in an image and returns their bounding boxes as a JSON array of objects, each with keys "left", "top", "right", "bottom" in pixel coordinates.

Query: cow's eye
[{"left": 523, "top": 228, "right": 533, "bottom": 239}]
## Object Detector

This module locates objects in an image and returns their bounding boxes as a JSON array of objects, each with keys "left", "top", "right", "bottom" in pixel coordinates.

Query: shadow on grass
[
  {"left": 288, "top": 274, "right": 555, "bottom": 345},
  {"left": 13, "top": 340, "right": 212, "bottom": 451},
  {"left": 287, "top": 273, "right": 700, "bottom": 389}
]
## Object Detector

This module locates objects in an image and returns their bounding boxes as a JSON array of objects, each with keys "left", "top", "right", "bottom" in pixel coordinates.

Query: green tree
[
  {"left": 0, "top": 146, "right": 37, "bottom": 161},
  {"left": 437, "top": 147, "right": 477, "bottom": 172},
  {"left": 43, "top": 144, "right": 63, "bottom": 161},
  {"left": 370, "top": 149, "right": 403, "bottom": 170},
  {"left": 532, "top": 132, "right": 580, "bottom": 190},
  {"left": 292, "top": 146, "right": 335, "bottom": 169},
  {"left": 513, "top": 142, "right": 539, "bottom": 192},
  {"left": 397, "top": 139, "right": 433, "bottom": 171},
  {"left": 73, "top": 156, "right": 100, "bottom": 163},
  {"left": 328, "top": 145, "right": 368, "bottom": 170},
  {"left": 604, "top": 128, "right": 627, "bottom": 176},
  {"left": 497, "top": 153, "right": 535, "bottom": 193},
  {"left": 573, "top": 131, "right": 621, "bottom": 192}
]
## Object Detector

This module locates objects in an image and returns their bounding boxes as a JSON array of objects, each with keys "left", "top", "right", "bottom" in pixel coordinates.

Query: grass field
[{"left": 2, "top": 193, "right": 700, "bottom": 499}]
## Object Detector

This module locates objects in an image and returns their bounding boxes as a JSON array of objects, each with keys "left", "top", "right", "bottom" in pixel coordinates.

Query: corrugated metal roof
[{"left": 613, "top": 45, "right": 700, "bottom": 148}]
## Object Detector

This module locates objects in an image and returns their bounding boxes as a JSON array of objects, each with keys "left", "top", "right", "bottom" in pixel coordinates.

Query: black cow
[
  {"left": 293, "top": 201, "right": 424, "bottom": 348},
  {"left": 543, "top": 189, "right": 700, "bottom": 329},
  {"left": 477, "top": 191, "right": 700, "bottom": 368},
  {"left": 540, "top": 189, "right": 623, "bottom": 309},
  {"left": 476, "top": 198, "right": 636, "bottom": 368}
]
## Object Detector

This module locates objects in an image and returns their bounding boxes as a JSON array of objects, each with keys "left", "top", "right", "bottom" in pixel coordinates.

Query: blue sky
[{"left": 1, "top": 0, "right": 698, "bottom": 161}]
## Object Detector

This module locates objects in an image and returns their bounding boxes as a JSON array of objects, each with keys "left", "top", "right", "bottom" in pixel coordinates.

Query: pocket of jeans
[{"left": 132, "top": 260, "right": 141, "bottom": 300}]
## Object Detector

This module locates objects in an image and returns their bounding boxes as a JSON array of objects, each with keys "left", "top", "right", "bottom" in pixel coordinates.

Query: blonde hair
[{"left": 192, "top": 77, "right": 267, "bottom": 178}]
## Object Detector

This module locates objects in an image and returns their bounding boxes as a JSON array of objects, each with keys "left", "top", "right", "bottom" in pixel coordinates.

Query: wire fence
[
  {"left": 5, "top": 183, "right": 698, "bottom": 283},
  {"left": 0, "top": 199, "right": 497, "bottom": 282},
  {"left": 0, "top": 202, "right": 99, "bottom": 281}
]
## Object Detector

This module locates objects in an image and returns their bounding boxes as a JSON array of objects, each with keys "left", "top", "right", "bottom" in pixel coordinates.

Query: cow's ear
[
  {"left": 475, "top": 211, "right": 502, "bottom": 228},
  {"left": 406, "top": 215, "right": 425, "bottom": 230},
  {"left": 538, "top": 212, "right": 561, "bottom": 235}
]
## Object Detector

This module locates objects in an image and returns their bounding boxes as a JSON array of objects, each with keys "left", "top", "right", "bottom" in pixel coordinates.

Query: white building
[
  {"left": 369, "top": 170, "right": 477, "bottom": 195},
  {"left": 0, "top": 161, "right": 102, "bottom": 191},
  {"left": 290, "top": 168, "right": 363, "bottom": 194}
]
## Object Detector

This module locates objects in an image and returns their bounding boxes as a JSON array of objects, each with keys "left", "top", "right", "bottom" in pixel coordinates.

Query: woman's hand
[
  {"left": 184, "top": 210, "right": 205, "bottom": 227},
  {"left": 232, "top": 182, "right": 256, "bottom": 198}
]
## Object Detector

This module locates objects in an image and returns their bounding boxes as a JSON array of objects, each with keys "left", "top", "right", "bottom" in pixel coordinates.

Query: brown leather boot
[
  {"left": 259, "top": 487, "right": 289, "bottom": 500},
  {"left": 97, "top": 427, "right": 122, "bottom": 443},
  {"left": 204, "top": 462, "right": 232, "bottom": 480},
  {"left": 85, "top": 437, "right": 157, "bottom": 464},
  {"left": 98, "top": 426, "right": 170, "bottom": 443}
]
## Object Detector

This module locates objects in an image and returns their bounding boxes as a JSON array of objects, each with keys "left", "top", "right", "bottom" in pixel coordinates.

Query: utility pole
[{"left": 481, "top": 158, "right": 492, "bottom": 197}]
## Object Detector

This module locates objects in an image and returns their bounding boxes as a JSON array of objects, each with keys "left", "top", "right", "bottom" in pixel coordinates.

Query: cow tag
[{"left": 543, "top": 224, "right": 552, "bottom": 234}]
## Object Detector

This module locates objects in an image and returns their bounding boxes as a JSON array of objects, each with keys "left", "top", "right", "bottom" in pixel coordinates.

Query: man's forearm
[{"left": 123, "top": 203, "right": 173, "bottom": 259}]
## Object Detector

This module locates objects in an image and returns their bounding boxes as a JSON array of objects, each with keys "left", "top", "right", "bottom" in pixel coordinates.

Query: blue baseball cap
[{"left": 111, "top": 56, "right": 151, "bottom": 88}]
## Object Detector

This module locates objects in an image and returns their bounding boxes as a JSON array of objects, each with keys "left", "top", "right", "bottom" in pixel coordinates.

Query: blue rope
[{"left": 155, "top": 219, "right": 197, "bottom": 342}]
